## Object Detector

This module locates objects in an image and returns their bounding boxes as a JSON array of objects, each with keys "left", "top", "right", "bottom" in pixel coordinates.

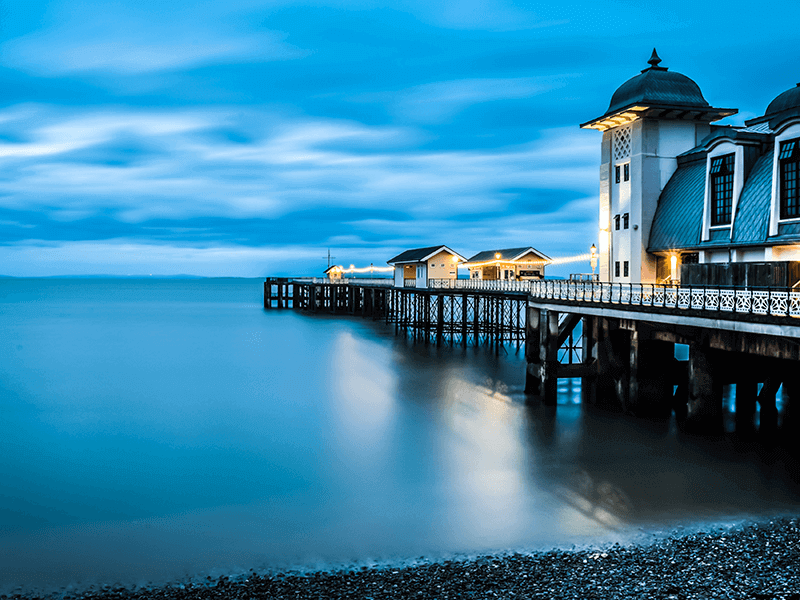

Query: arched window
[{"left": 779, "top": 139, "right": 800, "bottom": 220}]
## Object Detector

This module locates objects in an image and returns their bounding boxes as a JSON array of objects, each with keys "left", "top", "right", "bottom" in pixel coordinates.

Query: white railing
[
  {"left": 293, "top": 277, "right": 393, "bottom": 287},
  {"left": 428, "top": 278, "right": 537, "bottom": 292},
  {"left": 529, "top": 280, "right": 800, "bottom": 319}
]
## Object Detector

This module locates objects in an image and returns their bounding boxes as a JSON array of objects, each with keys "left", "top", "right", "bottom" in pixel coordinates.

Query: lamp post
[
  {"left": 590, "top": 244, "right": 597, "bottom": 279},
  {"left": 495, "top": 252, "right": 501, "bottom": 280}
]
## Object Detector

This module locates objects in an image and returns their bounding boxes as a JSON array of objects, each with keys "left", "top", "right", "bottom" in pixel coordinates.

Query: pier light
[
  {"left": 590, "top": 244, "right": 597, "bottom": 275},
  {"left": 670, "top": 254, "right": 678, "bottom": 281}
]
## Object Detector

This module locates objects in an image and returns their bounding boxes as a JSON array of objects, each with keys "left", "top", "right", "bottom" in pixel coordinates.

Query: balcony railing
[
  {"left": 530, "top": 280, "right": 800, "bottom": 319},
  {"left": 404, "top": 279, "right": 417, "bottom": 288}
]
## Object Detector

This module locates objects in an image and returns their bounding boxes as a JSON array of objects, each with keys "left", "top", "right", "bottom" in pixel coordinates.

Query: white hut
[{"left": 387, "top": 245, "right": 466, "bottom": 288}]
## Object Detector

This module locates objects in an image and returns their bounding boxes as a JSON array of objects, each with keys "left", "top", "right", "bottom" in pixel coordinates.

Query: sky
[{"left": 1, "top": 0, "right": 799, "bottom": 277}]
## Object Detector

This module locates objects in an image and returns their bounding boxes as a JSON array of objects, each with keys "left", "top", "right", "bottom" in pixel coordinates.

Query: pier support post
[
  {"left": 581, "top": 317, "right": 597, "bottom": 406},
  {"left": 540, "top": 309, "right": 560, "bottom": 406},
  {"left": 524, "top": 305, "right": 541, "bottom": 396},
  {"left": 686, "top": 344, "right": 723, "bottom": 433},
  {"left": 633, "top": 339, "right": 674, "bottom": 418},
  {"left": 436, "top": 294, "right": 444, "bottom": 345},
  {"left": 595, "top": 319, "right": 625, "bottom": 411}
]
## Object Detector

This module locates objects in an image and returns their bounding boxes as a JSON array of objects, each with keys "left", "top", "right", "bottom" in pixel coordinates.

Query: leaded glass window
[
  {"left": 710, "top": 154, "right": 734, "bottom": 226},
  {"left": 780, "top": 139, "right": 800, "bottom": 220}
]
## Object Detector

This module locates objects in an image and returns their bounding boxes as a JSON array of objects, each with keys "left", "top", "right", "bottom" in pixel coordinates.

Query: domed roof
[
  {"left": 765, "top": 83, "right": 800, "bottom": 117},
  {"left": 606, "top": 49, "right": 710, "bottom": 114}
]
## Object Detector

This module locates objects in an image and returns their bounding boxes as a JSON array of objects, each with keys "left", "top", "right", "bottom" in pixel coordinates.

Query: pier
[
  {"left": 266, "top": 276, "right": 800, "bottom": 439},
  {"left": 264, "top": 277, "right": 528, "bottom": 347},
  {"left": 526, "top": 280, "right": 800, "bottom": 437}
]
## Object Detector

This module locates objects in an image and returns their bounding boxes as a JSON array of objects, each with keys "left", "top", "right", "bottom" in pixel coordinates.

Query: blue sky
[{"left": 1, "top": 0, "right": 798, "bottom": 277}]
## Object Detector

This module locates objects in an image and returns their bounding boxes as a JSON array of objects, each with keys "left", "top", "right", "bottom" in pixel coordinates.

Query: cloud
[{"left": 2, "top": 24, "right": 307, "bottom": 75}]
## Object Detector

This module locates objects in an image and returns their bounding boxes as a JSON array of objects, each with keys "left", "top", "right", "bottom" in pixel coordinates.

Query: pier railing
[
  {"left": 428, "top": 278, "right": 537, "bottom": 292},
  {"left": 530, "top": 280, "right": 800, "bottom": 318},
  {"left": 292, "top": 277, "right": 393, "bottom": 287}
]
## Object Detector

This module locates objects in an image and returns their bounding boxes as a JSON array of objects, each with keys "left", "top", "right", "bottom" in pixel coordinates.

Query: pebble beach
[{"left": 5, "top": 517, "right": 799, "bottom": 600}]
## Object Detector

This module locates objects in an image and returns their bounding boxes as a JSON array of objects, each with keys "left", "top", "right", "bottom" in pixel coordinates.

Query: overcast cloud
[{"left": 0, "top": 0, "right": 797, "bottom": 276}]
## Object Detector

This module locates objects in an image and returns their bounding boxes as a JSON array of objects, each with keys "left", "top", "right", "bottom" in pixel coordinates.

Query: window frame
[
  {"left": 615, "top": 165, "right": 620, "bottom": 184},
  {"left": 614, "top": 215, "right": 620, "bottom": 230},
  {"left": 779, "top": 138, "right": 800, "bottom": 220},
  {"left": 614, "top": 261, "right": 620, "bottom": 277},
  {"left": 709, "top": 153, "right": 735, "bottom": 226},
  {"left": 623, "top": 261, "right": 629, "bottom": 278},
  {"left": 623, "top": 163, "right": 630, "bottom": 182},
  {"left": 623, "top": 213, "right": 629, "bottom": 229}
]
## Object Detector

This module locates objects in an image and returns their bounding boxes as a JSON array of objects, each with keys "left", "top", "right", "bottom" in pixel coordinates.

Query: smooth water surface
[{"left": 1, "top": 278, "right": 799, "bottom": 592}]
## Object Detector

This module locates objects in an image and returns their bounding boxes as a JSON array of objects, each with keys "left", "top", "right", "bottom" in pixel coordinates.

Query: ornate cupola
[
  {"left": 582, "top": 50, "right": 737, "bottom": 284},
  {"left": 581, "top": 49, "right": 736, "bottom": 131}
]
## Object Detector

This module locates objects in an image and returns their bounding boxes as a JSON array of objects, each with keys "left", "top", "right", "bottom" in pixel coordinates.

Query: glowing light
[
  {"left": 670, "top": 255, "right": 678, "bottom": 280},
  {"left": 333, "top": 264, "right": 394, "bottom": 274}
]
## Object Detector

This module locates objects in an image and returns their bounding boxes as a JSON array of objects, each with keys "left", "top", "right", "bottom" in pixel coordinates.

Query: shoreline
[{"left": 4, "top": 517, "right": 799, "bottom": 600}]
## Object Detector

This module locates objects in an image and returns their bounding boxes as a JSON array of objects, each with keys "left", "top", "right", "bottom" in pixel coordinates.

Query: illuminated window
[
  {"left": 780, "top": 138, "right": 800, "bottom": 220},
  {"left": 623, "top": 163, "right": 630, "bottom": 182},
  {"left": 710, "top": 154, "right": 734, "bottom": 226}
]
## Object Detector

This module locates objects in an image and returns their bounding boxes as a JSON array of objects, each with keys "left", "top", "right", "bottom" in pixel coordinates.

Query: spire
[{"left": 642, "top": 48, "right": 667, "bottom": 72}]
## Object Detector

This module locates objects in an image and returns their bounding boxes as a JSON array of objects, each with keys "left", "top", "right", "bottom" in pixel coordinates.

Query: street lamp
[
  {"left": 590, "top": 244, "right": 597, "bottom": 278},
  {"left": 495, "top": 252, "right": 501, "bottom": 280}
]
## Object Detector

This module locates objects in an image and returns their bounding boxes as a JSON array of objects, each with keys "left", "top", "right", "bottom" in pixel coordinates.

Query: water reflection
[{"left": 0, "top": 279, "right": 799, "bottom": 594}]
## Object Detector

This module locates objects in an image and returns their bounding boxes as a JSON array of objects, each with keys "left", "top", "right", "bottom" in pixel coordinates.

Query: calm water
[{"left": 1, "top": 278, "right": 799, "bottom": 593}]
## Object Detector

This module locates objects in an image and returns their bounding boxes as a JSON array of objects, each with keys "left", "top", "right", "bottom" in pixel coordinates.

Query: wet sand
[{"left": 5, "top": 517, "right": 799, "bottom": 600}]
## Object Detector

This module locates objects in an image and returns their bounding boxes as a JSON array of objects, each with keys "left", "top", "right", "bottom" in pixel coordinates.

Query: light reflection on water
[{"left": 0, "top": 278, "right": 799, "bottom": 593}]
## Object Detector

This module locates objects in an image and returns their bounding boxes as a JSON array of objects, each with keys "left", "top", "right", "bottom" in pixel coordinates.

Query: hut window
[
  {"left": 623, "top": 261, "right": 629, "bottom": 277},
  {"left": 615, "top": 261, "right": 620, "bottom": 277},
  {"left": 780, "top": 138, "right": 800, "bottom": 220},
  {"left": 709, "top": 153, "right": 734, "bottom": 226},
  {"left": 623, "top": 163, "right": 630, "bottom": 182}
]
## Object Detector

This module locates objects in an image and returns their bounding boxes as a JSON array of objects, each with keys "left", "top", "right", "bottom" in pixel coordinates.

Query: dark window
[
  {"left": 710, "top": 154, "right": 734, "bottom": 226},
  {"left": 623, "top": 261, "right": 629, "bottom": 277},
  {"left": 780, "top": 139, "right": 800, "bottom": 220},
  {"left": 614, "top": 215, "right": 620, "bottom": 230},
  {"left": 623, "top": 163, "right": 630, "bottom": 182},
  {"left": 615, "top": 261, "right": 620, "bottom": 277},
  {"left": 682, "top": 252, "right": 699, "bottom": 265},
  {"left": 615, "top": 165, "right": 620, "bottom": 183},
  {"left": 623, "top": 213, "right": 629, "bottom": 229}
]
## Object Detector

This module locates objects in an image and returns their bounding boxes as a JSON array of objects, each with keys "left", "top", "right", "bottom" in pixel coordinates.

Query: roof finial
[{"left": 648, "top": 48, "right": 662, "bottom": 68}]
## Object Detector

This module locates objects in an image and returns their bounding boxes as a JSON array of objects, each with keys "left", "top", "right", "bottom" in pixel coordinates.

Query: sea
[{"left": 1, "top": 277, "right": 799, "bottom": 594}]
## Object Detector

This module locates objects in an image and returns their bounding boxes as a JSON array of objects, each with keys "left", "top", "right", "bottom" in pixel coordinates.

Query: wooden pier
[{"left": 264, "top": 277, "right": 527, "bottom": 347}]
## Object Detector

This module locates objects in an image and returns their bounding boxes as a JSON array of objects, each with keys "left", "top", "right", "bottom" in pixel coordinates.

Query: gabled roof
[
  {"left": 465, "top": 247, "right": 550, "bottom": 264},
  {"left": 387, "top": 245, "right": 466, "bottom": 265},
  {"left": 323, "top": 265, "right": 340, "bottom": 274}
]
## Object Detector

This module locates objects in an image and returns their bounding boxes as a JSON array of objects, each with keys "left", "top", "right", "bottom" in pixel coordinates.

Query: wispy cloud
[{"left": 3, "top": 25, "right": 307, "bottom": 75}]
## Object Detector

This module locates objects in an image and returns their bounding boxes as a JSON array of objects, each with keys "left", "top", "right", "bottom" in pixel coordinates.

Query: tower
[{"left": 580, "top": 50, "right": 736, "bottom": 283}]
